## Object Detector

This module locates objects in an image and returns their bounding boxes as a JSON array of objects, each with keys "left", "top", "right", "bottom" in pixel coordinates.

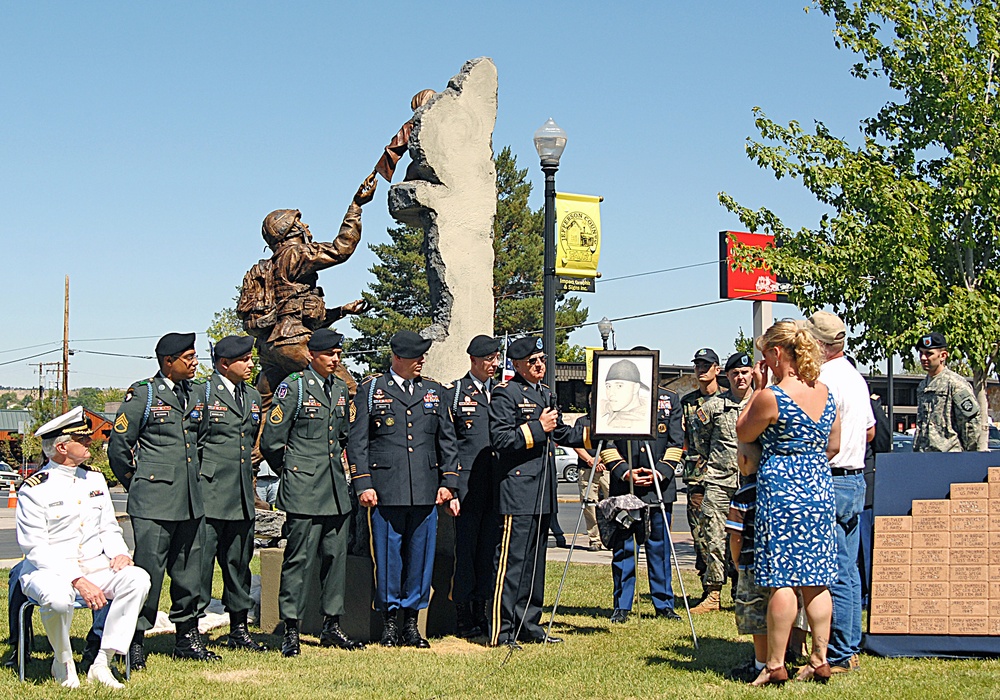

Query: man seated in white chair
[{"left": 16, "top": 406, "right": 151, "bottom": 689}]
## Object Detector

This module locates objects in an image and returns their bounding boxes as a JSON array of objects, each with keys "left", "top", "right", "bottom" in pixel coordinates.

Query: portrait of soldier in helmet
[{"left": 592, "top": 353, "right": 658, "bottom": 439}]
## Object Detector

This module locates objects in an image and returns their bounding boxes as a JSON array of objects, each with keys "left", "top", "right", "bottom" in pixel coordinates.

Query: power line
[
  {"left": 73, "top": 350, "right": 156, "bottom": 360},
  {"left": 596, "top": 258, "right": 723, "bottom": 283},
  {"left": 70, "top": 335, "right": 162, "bottom": 343},
  {"left": 0, "top": 348, "right": 61, "bottom": 367},
  {"left": 0, "top": 341, "right": 61, "bottom": 356}
]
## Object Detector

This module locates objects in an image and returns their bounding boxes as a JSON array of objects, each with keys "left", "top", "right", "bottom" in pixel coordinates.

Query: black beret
[
  {"left": 155, "top": 332, "right": 196, "bottom": 357},
  {"left": 692, "top": 348, "right": 720, "bottom": 365},
  {"left": 390, "top": 330, "right": 432, "bottom": 359},
  {"left": 509, "top": 336, "right": 544, "bottom": 360},
  {"left": 916, "top": 332, "right": 947, "bottom": 350},
  {"left": 725, "top": 352, "right": 752, "bottom": 372},
  {"left": 467, "top": 334, "right": 500, "bottom": 357},
  {"left": 307, "top": 329, "right": 344, "bottom": 351},
  {"left": 214, "top": 335, "right": 255, "bottom": 360}
]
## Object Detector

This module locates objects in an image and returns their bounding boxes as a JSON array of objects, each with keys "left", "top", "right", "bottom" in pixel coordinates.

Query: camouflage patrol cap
[
  {"left": 261, "top": 209, "right": 302, "bottom": 248},
  {"left": 916, "top": 332, "right": 947, "bottom": 350}
]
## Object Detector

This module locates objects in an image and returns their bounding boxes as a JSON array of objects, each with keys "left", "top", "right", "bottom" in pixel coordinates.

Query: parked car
[
  {"left": 892, "top": 433, "right": 913, "bottom": 453},
  {"left": 0, "top": 461, "right": 23, "bottom": 491},
  {"left": 989, "top": 425, "right": 1000, "bottom": 451},
  {"left": 555, "top": 446, "right": 579, "bottom": 483}
]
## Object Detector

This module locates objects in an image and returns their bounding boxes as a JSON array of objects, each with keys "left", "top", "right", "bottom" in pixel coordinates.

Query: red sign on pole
[{"left": 718, "top": 231, "right": 789, "bottom": 303}]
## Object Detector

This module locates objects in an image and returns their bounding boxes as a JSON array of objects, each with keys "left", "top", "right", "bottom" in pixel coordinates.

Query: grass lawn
[{"left": 2, "top": 562, "right": 999, "bottom": 699}]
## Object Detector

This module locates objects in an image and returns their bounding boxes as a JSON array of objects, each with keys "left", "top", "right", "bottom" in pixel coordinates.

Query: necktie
[
  {"left": 484, "top": 380, "right": 491, "bottom": 403},
  {"left": 324, "top": 376, "right": 333, "bottom": 400},
  {"left": 403, "top": 379, "right": 412, "bottom": 395},
  {"left": 173, "top": 381, "right": 187, "bottom": 410},
  {"left": 235, "top": 384, "right": 245, "bottom": 411}
]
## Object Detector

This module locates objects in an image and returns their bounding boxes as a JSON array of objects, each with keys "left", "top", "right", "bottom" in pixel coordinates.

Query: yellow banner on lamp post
[
  {"left": 584, "top": 346, "right": 603, "bottom": 384},
  {"left": 556, "top": 192, "right": 602, "bottom": 279}
]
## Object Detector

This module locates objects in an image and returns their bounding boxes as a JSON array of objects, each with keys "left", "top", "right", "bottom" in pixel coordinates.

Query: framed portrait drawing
[{"left": 590, "top": 350, "right": 659, "bottom": 440}]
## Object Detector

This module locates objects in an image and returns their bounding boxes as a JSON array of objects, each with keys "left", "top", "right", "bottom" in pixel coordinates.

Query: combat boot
[
  {"left": 127, "top": 630, "right": 146, "bottom": 671},
  {"left": 380, "top": 611, "right": 400, "bottom": 647},
  {"left": 227, "top": 611, "right": 267, "bottom": 652},
  {"left": 320, "top": 615, "right": 365, "bottom": 650},
  {"left": 281, "top": 620, "right": 300, "bottom": 657},
  {"left": 455, "top": 602, "right": 481, "bottom": 639},
  {"left": 689, "top": 587, "right": 721, "bottom": 614},
  {"left": 471, "top": 600, "right": 489, "bottom": 635},
  {"left": 172, "top": 620, "right": 222, "bottom": 661},
  {"left": 400, "top": 609, "right": 430, "bottom": 648}
]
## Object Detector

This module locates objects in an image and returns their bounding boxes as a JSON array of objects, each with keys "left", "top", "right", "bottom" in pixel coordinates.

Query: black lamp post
[
  {"left": 534, "top": 118, "right": 567, "bottom": 389},
  {"left": 597, "top": 316, "right": 613, "bottom": 350}
]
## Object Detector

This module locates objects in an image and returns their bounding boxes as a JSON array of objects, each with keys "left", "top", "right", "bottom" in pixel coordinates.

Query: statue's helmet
[{"left": 262, "top": 209, "right": 302, "bottom": 248}]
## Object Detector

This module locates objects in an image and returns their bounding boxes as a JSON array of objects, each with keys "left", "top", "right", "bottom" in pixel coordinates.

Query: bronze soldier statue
[{"left": 238, "top": 174, "right": 378, "bottom": 407}]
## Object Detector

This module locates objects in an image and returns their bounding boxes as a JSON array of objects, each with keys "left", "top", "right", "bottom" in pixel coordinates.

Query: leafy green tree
[
  {"left": 733, "top": 328, "right": 754, "bottom": 358},
  {"left": 71, "top": 387, "right": 105, "bottom": 413},
  {"left": 720, "top": 0, "right": 1000, "bottom": 448},
  {"left": 203, "top": 288, "right": 260, "bottom": 382},
  {"left": 349, "top": 146, "right": 589, "bottom": 372},
  {"left": 0, "top": 391, "right": 18, "bottom": 409}
]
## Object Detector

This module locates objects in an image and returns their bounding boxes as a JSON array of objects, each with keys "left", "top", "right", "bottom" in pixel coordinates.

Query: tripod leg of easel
[
  {"left": 647, "top": 442, "right": 698, "bottom": 650},
  {"left": 546, "top": 441, "right": 604, "bottom": 640}
]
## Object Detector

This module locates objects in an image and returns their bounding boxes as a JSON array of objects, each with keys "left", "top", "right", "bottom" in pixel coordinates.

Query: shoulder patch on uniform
[
  {"left": 276, "top": 382, "right": 289, "bottom": 400},
  {"left": 123, "top": 387, "right": 135, "bottom": 402},
  {"left": 114, "top": 414, "right": 129, "bottom": 433},
  {"left": 23, "top": 472, "right": 48, "bottom": 488},
  {"left": 959, "top": 397, "right": 977, "bottom": 415},
  {"left": 269, "top": 405, "right": 284, "bottom": 424}
]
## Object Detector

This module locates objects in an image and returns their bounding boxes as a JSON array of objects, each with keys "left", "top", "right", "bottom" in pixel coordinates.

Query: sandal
[
  {"left": 750, "top": 664, "right": 788, "bottom": 687},
  {"left": 795, "top": 659, "right": 831, "bottom": 684}
]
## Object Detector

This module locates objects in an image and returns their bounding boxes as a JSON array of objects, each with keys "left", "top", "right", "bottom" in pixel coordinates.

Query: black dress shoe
[
  {"left": 173, "top": 623, "right": 222, "bottom": 661},
  {"left": 228, "top": 623, "right": 268, "bottom": 652},
  {"left": 320, "top": 616, "right": 365, "bottom": 651},
  {"left": 400, "top": 610, "right": 430, "bottom": 648},
  {"left": 470, "top": 600, "right": 489, "bottom": 635},
  {"left": 656, "top": 608, "right": 682, "bottom": 620},
  {"left": 79, "top": 628, "right": 102, "bottom": 671},
  {"left": 520, "top": 634, "right": 562, "bottom": 644},
  {"left": 128, "top": 632, "right": 146, "bottom": 671},
  {"left": 503, "top": 640, "right": 522, "bottom": 650},
  {"left": 281, "top": 622, "right": 300, "bottom": 657},
  {"left": 609, "top": 608, "right": 630, "bottom": 623},
  {"left": 380, "top": 612, "right": 400, "bottom": 647},
  {"left": 455, "top": 603, "right": 482, "bottom": 639}
]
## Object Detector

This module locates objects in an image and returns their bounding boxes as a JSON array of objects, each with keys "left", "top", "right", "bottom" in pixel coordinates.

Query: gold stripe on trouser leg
[
  {"left": 368, "top": 508, "right": 378, "bottom": 610},
  {"left": 491, "top": 515, "right": 513, "bottom": 646}
]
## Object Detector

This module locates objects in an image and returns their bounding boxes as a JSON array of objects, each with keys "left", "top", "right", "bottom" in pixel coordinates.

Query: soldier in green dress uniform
[{"left": 259, "top": 329, "right": 364, "bottom": 656}]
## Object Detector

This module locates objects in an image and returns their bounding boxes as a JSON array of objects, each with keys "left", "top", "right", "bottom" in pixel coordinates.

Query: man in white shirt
[
  {"left": 807, "top": 312, "right": 875, "bottom": 674},
  {"left": 17, "top": 407, "right": 150, "bottom": 689}
]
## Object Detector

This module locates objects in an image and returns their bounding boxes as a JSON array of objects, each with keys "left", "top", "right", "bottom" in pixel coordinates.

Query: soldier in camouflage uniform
[
  {"left": 913, "top": 332, "right": 982, "bottom": 453},
  {"left": 689, "top": 352, "right": 753, "bottom": 613},
  {"left": 679, "top": 348, "right": 724, "bottom": 595}
]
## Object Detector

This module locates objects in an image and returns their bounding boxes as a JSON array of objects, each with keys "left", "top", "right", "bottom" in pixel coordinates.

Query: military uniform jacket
[
  {"left": 693, "top": 389, "right": 749, "bottom": 488},
  {"left": 108, "top": 375, "right": 204, "bottom": 521},
  {"left": 259, "top": 367, "right": 352, "bottom": 517},
  {"left": 607, "top": 387, "right": 684, "bottom": 505},
  {"left": 680, "top": 387, "right": 724, "bottom": 484},
  {"left": 445, "top": 373, "right": 493, "bottom": 504},
  {"left": 16, "top": 463, "right": 129, "bottom": 585},
  {"left": 489, "top": 374, "right": 591, "bottom": 516},
  {"left": 914, "top": 367, "right": 981, "bottom": 452},
  {"left": 194, "top": 372, "right": 261, "bottom": 521},
  {"left": 347, "top": 373, "right": 460, "bottom": 507}
]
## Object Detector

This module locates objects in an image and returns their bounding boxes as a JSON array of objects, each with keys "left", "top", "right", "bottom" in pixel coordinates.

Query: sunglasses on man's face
[{"left": 525, "top": 356, "right": 546, "bottom": 366}]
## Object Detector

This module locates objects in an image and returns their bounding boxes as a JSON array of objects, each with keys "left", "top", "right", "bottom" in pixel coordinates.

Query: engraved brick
[
  {"left": 951, "top": 617, "right": 989, "bottom": 635},
  {"left": 951, "top": 482, "right": 989, "bottom": 499},
  {"left": 953, "top": 532, "right": 988, "bottom": 548},
  {"left": 875, "top": 516, "right": 911, "bottom": 532},
  {"left": 872, "top": 581, "right": 909, "bottom": 599},
  {"left": 952, "top": 514, "right": 989, "bottom": 531},
  {"left": 990, "top": 514, "right": 1000, "bottom": 531},
  {"left": 991, "top": 548, "right": 1000, "bottom": 565},
  {"left": 951, "top": 548, "right": 988, "bottom": 565},
  {"left": 875, "top": 531, "right": 912, "bottom": 549},
  {"left": 992, "top": 565, "right": 1000, "bottom": 580},
  {"left": 912, "top": 548, "right": 949, "bottom": 565},
  {"left": 991, "top": 581, "right": 1000, "bottom": 598},
  {"left": 871, "top": 564, "right": 910, "bottom": 581},
  {"left": 991, "top": 532, "right": 1000, "bottom": 548},
  {"left": 874, "top": 549, "right": 911, "bottom": 565},
  {"left": 911, "top": 581, "right": 949, "bottom": 598},
  {"left": 912, "top": 564, "right": 948, "bottom": 581},
  {"left": 913, "top": 531, "right": 950, "bottom": 549},
  {"left": 952, "top": 581, "right": 989, "bottom": 599},
  {"left": 990, "top": 496, "right": 1000, "bottom": 513},
  {"left": 952, "top": 499, "right": 988, "bottom": 515},
  {"left": 950, "top": 599, "right": 989, "bottom": 617},
  {"left": 991, "top": 600, "right": 1000, "bottom": 617},
  {"left": 910, "top": 598, "right": 948, "bottom": 616},
  {"left": 870, "top": 598, "right": 909, "bottom": 616},
  {"left": 910, "top": 616, "right": 949, "bottom": 635},
  {"left": 988, "top": 466, "right": 1000, "bottom": 483},
  {"left": 870, "top": 615, "right": 909, "bottom": 634},
  {"left": 911, "top": 499, "right": 950, "bottom": 515},
  {"left": 913, "top": 515, "right": 951, "bottom": 532},
  {"left": 951, "top": 564, "right": 988, "bottom": 581},
  {"left": 990, "top": 618, "right": 1000, "bottom": 636},
  {"left": 991, "top": 480, "right": 1000, "bottom": 498}
]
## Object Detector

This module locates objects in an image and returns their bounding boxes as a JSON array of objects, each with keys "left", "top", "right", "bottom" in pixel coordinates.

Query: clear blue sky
[{"left": 0, "top": 2, "right": 891, "bottom": 389}]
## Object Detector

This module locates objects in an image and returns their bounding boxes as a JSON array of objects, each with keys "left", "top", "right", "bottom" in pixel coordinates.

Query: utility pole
[{"left": 62, "top": 275, "right": 70, "bottom": 413}]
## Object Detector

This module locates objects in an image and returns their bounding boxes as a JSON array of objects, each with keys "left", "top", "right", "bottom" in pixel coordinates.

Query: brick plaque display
[{"left": 869, "top": 474, "right": 1000, "bottom": 638}]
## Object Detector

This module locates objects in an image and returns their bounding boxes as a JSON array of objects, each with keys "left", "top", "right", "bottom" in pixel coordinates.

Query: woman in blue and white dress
[{"left": 737, "top": 321, "right": 841, "bottom": 686}]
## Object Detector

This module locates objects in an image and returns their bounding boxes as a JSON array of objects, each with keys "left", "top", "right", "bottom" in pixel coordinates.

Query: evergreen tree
[{"left": 349, "top": 146, "right": 588, "bottom": 372}]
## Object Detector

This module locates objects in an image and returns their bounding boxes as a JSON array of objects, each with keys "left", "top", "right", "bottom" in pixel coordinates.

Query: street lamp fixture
[
  {"left": 534, "top": 118, "right": 567, "bottom": 389},
  {"left": 597, "top": 317, "right": 613, "bottom": 350}
]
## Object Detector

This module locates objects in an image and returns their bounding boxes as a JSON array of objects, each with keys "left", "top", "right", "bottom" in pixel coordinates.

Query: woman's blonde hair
[{"left": 755, "top": 320, "right": 823, "bottom": 383}]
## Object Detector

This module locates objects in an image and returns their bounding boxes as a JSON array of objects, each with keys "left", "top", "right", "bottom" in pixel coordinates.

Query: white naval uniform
[{"left": 16, "top": 462, "right": 150, "bottom": 660}]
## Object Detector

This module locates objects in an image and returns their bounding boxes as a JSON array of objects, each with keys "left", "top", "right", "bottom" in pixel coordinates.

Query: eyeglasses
[{"left": 525, "top": 356, "right": 547, "bottom": 366}]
